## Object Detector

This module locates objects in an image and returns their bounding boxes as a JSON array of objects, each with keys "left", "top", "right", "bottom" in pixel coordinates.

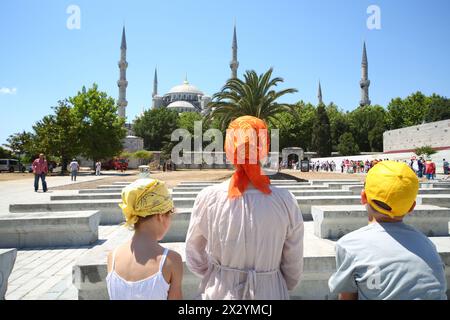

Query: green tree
[
  {"left": 132, "top": 150, "right": 153, "bottom": 164},
  {"left": 348, "top": 105, "right": 386, "bottom": 152},
  {"left": 32, "top": 101, "right": 81, "bottom": 173},
  {"left": 414, "top": 146, "right": 437, "bottom": 158},
  {"left": 70, "top": 84, "right": 126, "bottom": 168},
  {"left": 424, "top": 94, "right": 450, "bottom": 123},
  {"left": 386, "top": 91, "right": 430, "bottom": 129},
  {"left": 133, "top": 108, "right": 179, "bottom": 150},
  {"left": 272, "top": 101, "right": 316, "bottom": 151},
  {"left": 0, "top": 146, "right": 12, "bottom": 158},
  {"left": 207, "top": 68, "right": 298, "bottom": 129},
  {"left": 3, "top": 131, "right": 34, "bottom": 163},
  {"left": 311, "top": 104, "right": 332, "bottom": 157},
  {"left": 326, "top": 103, "right": 350, "bottom": 151},
  {"left": 337, "top": 132, "right": 360, "bottom": 156}
]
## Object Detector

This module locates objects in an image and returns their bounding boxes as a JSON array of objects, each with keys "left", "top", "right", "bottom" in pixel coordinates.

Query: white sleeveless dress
[{"left": 106, "top": 248, "right": 170, "bottom": 300}]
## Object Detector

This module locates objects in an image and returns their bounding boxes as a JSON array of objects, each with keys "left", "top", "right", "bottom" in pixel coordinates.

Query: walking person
[
  {"left": 186, "top": 116, "right": 304, "bottom": 300},
  {"left": 95, "top": 160, "right": 102, "bottom": 176},
  {"left": 69, "top": 158, "right": 80, "bottom": 181},
  {"left": 32, "top": 153, "right": 48, "bottom": 192},
  {"left": 107, "top": 178, "right": 183, "bottom": 300},
  {"left": 443, "top": 159, "right": 449, "bottom": 175},
  {"left": 328, "top": 161, "right": 447, "bottom": 300}
]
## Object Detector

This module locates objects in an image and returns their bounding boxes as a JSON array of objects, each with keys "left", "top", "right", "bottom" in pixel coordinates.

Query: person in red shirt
[
  {"left": 425, "top": 159, "right": 436, "bottom": 180},
  {"left": 32, "top": 153, "right": 48, "bottom": 192}
]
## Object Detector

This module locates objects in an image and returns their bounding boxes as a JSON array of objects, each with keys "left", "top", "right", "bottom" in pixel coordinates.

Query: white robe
[{"left": 185, "top": 180, "right": 304, "bottom": 300}]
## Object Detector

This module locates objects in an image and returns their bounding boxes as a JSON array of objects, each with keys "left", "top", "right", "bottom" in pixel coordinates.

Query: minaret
[
  {"left": 229, "top": 23, "right": 239, "bottom": 79},
  {"left": 117, "top": 26, "right": 128, "bottom": 119},
  {"left": 318, "top": 81, "right": 323, "bottom": 105},
  {"left": 359, "top": 42, "right": 371, "bottom": 106},
  {"left": 152, "top": 67, "right": 158, "bottom": 98}
]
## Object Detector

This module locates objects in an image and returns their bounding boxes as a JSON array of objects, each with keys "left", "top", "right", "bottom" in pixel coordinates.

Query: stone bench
[
  {"left": 72, "top": 223, "right": 339, "bottom": 300},
  {"left": 0, "top": 249, "right": 17, "bottom": 300},
  {"left": 72, "top": 222, "right": 450, "bottom": 300},
  {"left": 312, "top": 205, "right": 450, "bottom": 239},
  {"left": 0, "top": 211, "right": 100, "bottom": 248},
  {"left": 51, "top": 194, "right": 121, "bottom": 201},
  {"left": 79, "top": 189, "right": 123, "bottom": 194},
  {"left": 9, "top": 200, "right": 123, "bottom": 225}
]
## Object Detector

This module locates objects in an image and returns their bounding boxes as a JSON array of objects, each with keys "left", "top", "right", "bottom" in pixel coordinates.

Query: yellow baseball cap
[{"left": 365, "top": 161, "right": 419, "bottom": 218}]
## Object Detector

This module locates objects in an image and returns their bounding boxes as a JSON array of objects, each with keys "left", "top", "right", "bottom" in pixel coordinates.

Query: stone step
[
  {"left": 295, "top": 196, "right": 362, "bottom": 220},
  {"left": 172, "top": 185, "right": 331, "bottom": 193},
  {"left": 96, "top": 185, "right": 127, "bottom": 190},
  {"left": 9, "top": 200, "right": 123, "bottom": 225},
  {"left": 419, "top": 195, "right": 450, "bottom": 208},
  {"left": 170, "top": 189, "right": 354, "bottom": 199},
  {"left": 309, "top": 179, "right": 361, "bottom": 185},
  {"left": 51, "top": 194, "right": 121, "bottom": 201},
  {"left": 322, "top": 182, "right": 363, "bottom": 190},
  {"left": 79, "top": 189, "right": 123, "bottom": 194},
  {"left": 344, "top": 185, "right": 450, "bottom": 195},
  {"left": 312, "top": 205, "right": 450, "bottom": 239},
  {"left": 111, "top": 182, "right": 131, "bottom": 185},
  {"left": 0, "top": 249, "right": 17, "bottom": 299},
  {"left": 0, "top": 211, "right": 100, "bottom": 248},
  {"left": 72, "top": 222, "right": 450, "bottom": 300}
]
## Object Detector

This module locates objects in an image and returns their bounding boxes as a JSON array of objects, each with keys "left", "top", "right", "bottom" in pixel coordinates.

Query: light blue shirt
[{"left": 329, "top": 222, "right": 447, "bottom": 300}]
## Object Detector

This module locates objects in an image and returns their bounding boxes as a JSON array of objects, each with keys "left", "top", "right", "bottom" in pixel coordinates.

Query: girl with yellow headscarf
[
  {"left": 185, "top": 115, "right": 304, "bottom": 300},
  {"left": 106, "top": 178, "right": 183, "bottom": 300}
]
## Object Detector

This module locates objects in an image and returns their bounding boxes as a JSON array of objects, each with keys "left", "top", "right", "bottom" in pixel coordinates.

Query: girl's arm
[{"left": 167, "top": 251, "right": 183, "bottom": 300}]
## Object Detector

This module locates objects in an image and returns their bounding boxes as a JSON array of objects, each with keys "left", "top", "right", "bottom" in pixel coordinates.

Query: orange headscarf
[{"left": 225, "top": 116, "right": 271, "bottom": 198}]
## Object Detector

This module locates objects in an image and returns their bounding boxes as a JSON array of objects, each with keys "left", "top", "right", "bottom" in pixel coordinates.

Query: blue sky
[{"left": 1, "top": 0, "right": 450, "bottom": 145}]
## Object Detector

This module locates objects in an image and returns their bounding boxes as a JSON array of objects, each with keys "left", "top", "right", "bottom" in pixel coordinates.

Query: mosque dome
[
  {"left": 166, "top": 100, "right": 198, "bottom": 112},
  {"left": 167, "top": 79, "right": 204, "bottom": 95}
]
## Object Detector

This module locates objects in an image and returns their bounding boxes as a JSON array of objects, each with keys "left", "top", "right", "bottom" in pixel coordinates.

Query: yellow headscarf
[{"left": 119, "top": 178, "right": 174, "bottom": 227}]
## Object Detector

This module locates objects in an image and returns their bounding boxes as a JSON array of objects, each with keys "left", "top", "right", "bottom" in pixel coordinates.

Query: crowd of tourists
[{"left": 104, "top": 116, "right": 447, "bottom": 301}]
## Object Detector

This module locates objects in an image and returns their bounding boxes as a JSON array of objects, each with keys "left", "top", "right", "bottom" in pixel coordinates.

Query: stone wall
[{"left": 383, "top": 119, "right": 450, "bottom": 153}]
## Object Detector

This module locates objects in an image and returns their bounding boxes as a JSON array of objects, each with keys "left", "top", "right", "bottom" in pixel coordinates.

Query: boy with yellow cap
[
  {"left": 328, "top": 161, "right": 447, "bottom": 300},
  {"left": 106, "top": 178, "right": 183, "bottom": 300}
]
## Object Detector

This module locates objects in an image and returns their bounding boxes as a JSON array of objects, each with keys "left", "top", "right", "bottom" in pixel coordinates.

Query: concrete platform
[
  {"left": 9, "top": 200, "right": 123, "bottom": 225},
  {"left": 72, "top": 222, "right": 450, "bottom": 300},
  {"left": 0, "top": 211, "right": 100, "bottom": 248},
  {"left": 312, "top": 205, "right": 450, "bottom": 239},
  {"left": 0, "top": 249, "right": 17, "bottom": 300}
]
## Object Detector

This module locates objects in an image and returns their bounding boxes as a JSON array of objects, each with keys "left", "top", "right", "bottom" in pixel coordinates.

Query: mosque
[
  {"left": 117, "top": 24, "right": 239, "bottom": 120},
  {"left": 115, "top": 24, "right": 372, "bottom": 167}
]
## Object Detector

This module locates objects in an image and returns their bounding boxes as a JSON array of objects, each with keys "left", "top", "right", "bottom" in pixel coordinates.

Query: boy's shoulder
[{"left": 336, "top": 224, "right": 379, "bottom": 249}]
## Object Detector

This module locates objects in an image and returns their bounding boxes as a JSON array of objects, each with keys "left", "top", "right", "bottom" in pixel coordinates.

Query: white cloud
[{"left": 0, "top": 87, "right": 17, "bottom": 95}]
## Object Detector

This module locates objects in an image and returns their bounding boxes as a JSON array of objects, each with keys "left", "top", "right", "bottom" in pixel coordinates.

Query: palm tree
[{"left": 206, "top": 68, "right": 298, "bottom": 130}]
